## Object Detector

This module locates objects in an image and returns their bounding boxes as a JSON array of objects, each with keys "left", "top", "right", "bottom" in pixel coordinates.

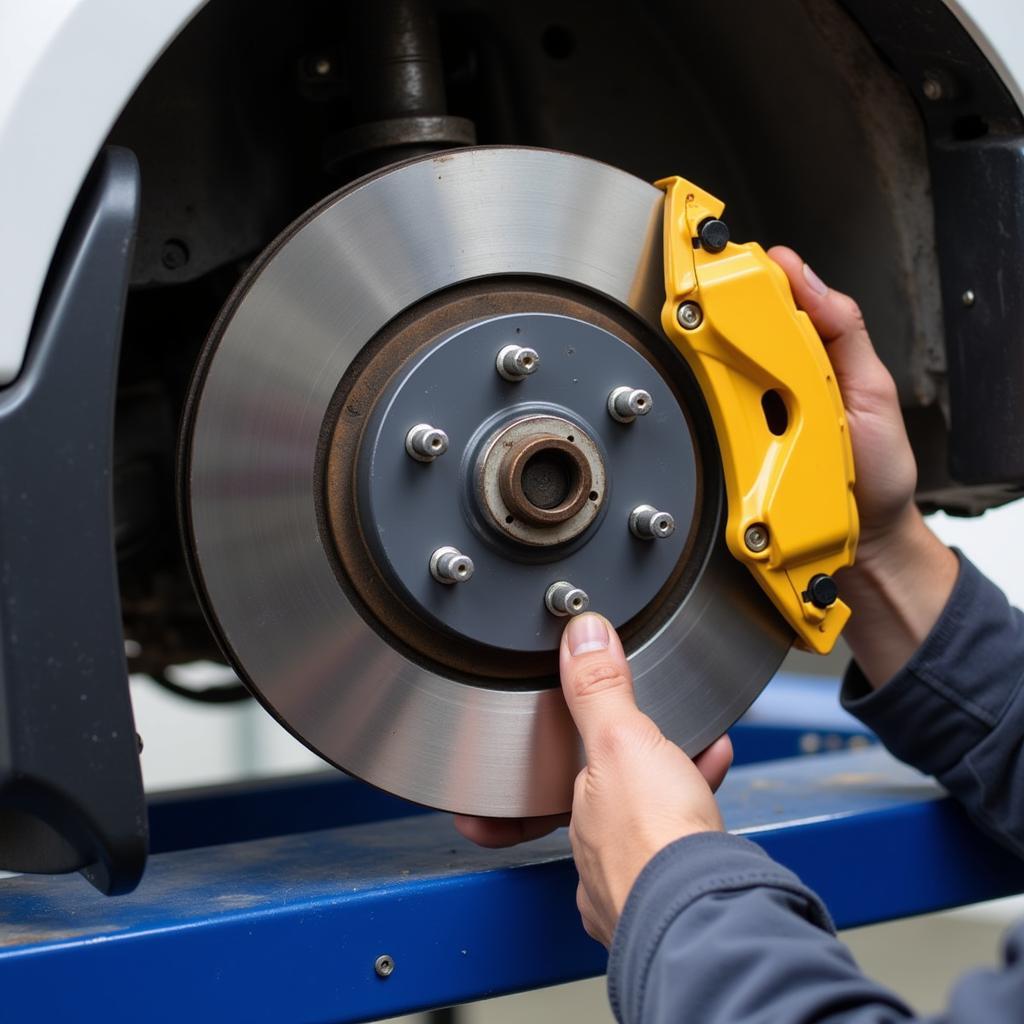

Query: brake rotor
[{"left": 181, "top": 147, "right": 791, "bottom": 816}]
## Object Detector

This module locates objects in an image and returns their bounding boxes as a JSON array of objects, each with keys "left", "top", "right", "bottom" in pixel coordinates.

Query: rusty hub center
[
  {"left": 477, "top": 414, "right": 605, "bottom": 547},
  {"left": 502, "top": 436, "right": 591, "bottom": 525}
]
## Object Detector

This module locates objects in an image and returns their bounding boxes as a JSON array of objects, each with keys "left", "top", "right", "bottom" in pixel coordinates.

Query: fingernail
[
  {"left": 802, "top": 262, "right": 829, "bottom": 296},
  {"left": 566, "top": 613, "right": 610, "bottom": 656}
]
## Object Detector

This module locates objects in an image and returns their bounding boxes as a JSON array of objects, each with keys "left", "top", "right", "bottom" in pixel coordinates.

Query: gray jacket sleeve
[
  {"left": 607, "top": 552, "right": 1024, "bottom": 1024},
  {"left": 840, "top": 553, "right": 1024, "bottom": 857}
]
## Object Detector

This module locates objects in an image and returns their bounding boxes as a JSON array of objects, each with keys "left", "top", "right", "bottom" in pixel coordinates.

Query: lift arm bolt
[
  {"left": 629, "top": 504, "right": 676, "bottom": 540},
  {"left": 429, "top": 546, "right": 474, "bottom": 584},
  {"left": 496, "top": 344, "right": 540, "bottom": 381},
  {"left": 544, "top": 580, "right": 590, "bottom": 617},
  {"left": 607, "top": 386, "right": 653, "bottom": 423},
  {"left": 405, "top": 423, "right": 449, "bottom": 462}
]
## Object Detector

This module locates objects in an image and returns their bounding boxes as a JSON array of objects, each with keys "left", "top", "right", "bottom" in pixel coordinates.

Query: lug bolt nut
[
  {"left": 630, "top": 505, "right": 676, "bottom": 540},
  {"left": 676, "top": 301, "right": 703, "bottom": 330},
  {"left": 744, "top": 523, "right": 770, "bottom": 553},
  {"left": 545, "top": 581, "right": 590, "bottom": 617},
  {"left": 496, "top": 344, "right": 540, "bottom": 382},
  {"left": 405, "top": 423, "right": 449, "bottom": 462},
  {"left": 607, "top": 386, "right": 653, "bottom": 423},
  {"left": 430, "top": 546, "right": 474, "bottom": 584}
]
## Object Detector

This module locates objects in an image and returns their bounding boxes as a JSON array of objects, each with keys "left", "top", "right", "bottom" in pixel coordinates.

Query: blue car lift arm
[{"left": 2, "top": 745, "right": 1023, "bottom": 1024}]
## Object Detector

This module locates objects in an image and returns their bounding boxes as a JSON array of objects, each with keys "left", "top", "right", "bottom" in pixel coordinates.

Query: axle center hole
[{"left": 520, "top": 448, "right": 578, "bottom": 510}]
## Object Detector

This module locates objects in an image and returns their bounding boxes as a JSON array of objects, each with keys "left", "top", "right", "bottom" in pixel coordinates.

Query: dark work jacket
[{"left": 608, "top": 554, "right": 1024, "bottom": 1022}]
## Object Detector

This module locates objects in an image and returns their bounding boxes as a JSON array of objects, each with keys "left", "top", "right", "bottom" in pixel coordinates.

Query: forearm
[
  {"left": 838, "top": 506, "right": 958, "bottom": 689},
  {"left": 610, "top": 833, "right": 1024, "bottom": 1024},
  {"left": 841, "top": 549, "right": 1024, "bottom": 855},
  {"left": 609, "top": 833, "right": 915, "bottom": 1024}
]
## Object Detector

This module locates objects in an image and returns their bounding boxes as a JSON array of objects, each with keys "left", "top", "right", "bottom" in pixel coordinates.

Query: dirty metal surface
[{"left": 2, "top": 747, "right": 1023, "bottom": 1024}]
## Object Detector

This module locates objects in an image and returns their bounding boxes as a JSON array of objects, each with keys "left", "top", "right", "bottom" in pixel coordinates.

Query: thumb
[{"left": 559, "top": 613, "right": 645, "bottom": 754}]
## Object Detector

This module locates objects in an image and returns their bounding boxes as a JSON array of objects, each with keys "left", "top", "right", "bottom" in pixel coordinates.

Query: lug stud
[
  {"left": 496, "top": 344, "right": 540, "bottom": 382},
  {"left": 744, "top": 523, "right": 770, "bottom": 553},
  {"left": 607, "top": 386, "right": 653, "bottom": 423},
  {"left": 676, "top": 301, "right": 703, "bottom": 330},
  {"left": 545, "top": 581, "right": 590, "bottom": 617},
  {"left": 405, "top": 423, "right": 449, "bottom": 462},
  {"left": 430, "top": 546, "right": 474, "bottom": 584},
  {"left": 629, "top": 505, "right": 676, "bottom": 540}
]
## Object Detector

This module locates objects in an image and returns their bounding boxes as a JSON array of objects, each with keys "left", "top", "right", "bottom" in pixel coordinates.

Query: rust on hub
[{"left": 499, "top": 435, "right": 592, "bottom": 527}]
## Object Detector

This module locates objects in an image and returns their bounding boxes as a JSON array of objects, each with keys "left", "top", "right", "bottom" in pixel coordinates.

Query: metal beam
[{"left": 1, "top": 747, "right": 1021, "bottom": 1023}]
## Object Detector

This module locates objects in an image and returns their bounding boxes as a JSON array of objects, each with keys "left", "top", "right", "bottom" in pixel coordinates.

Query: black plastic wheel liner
[
  {"left": 840, "top": 0, "right": 1024, "bottom": 501},
  {"left": 0, "top": 147, "right": 147, "bottom": 894}
]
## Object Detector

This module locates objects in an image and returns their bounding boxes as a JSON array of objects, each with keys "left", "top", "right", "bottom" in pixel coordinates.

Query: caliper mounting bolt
[
  {"left": 676, "top": 301, "right": 703, "bottom": 330},
  {"left": 698, "top": 218, "right": 730, "bottom": 254},
  {"left": 429, "top": 546, "right": 475, "bottom": 584},
  {"left": 607, "top": 386, "right": 653, "bottom": 424},
  {"left": 405, "top": 423, "right": 449, "bottom": 462},
  {"left": 803, "top": 573, "right": 839, "bottom": 609},
  {"left": 744, "top": 523, "right": 770, "bottom": 553},
  {"left": 496, "top": 344, "right": 540, "bottom": 382},
  {"left": 629, "top": 505, "right": 676, "bottom": 540},
  {"left": 545, "top": 581, "right": 590, "bottom": 617}
]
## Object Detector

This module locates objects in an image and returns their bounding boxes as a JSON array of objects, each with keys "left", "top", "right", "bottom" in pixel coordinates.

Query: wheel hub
[
  {"left": 324, "top": 310, "right": 697, "bottom": 656},
  {"left": 486, "top": 417, "right": 599, "bottom": 537}
]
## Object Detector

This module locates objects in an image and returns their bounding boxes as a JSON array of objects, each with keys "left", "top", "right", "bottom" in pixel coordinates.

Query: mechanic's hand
[
  {"left": 767, "top": 247, "right": 918, "bottom": 563},
  {"left": 768, "top": 247, "right": 958, "bottom": 688},
  {"left": 456, "top": 612, "right": 731, "bottom": 948}
]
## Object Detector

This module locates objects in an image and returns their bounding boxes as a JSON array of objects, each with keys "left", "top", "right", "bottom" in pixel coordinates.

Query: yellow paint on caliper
[{"left": 656, "top": 176, "right": 858, "bottom": 654}]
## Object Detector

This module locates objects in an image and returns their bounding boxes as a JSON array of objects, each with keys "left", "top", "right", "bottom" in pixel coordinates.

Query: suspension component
[{"left": 328, "top": 0, "right": 476, "bottom": 174}]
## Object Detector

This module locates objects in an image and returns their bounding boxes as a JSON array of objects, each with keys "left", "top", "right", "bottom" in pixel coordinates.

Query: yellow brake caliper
[{"left": 656, "top": 176, "right": 858, "bottom": 654}]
